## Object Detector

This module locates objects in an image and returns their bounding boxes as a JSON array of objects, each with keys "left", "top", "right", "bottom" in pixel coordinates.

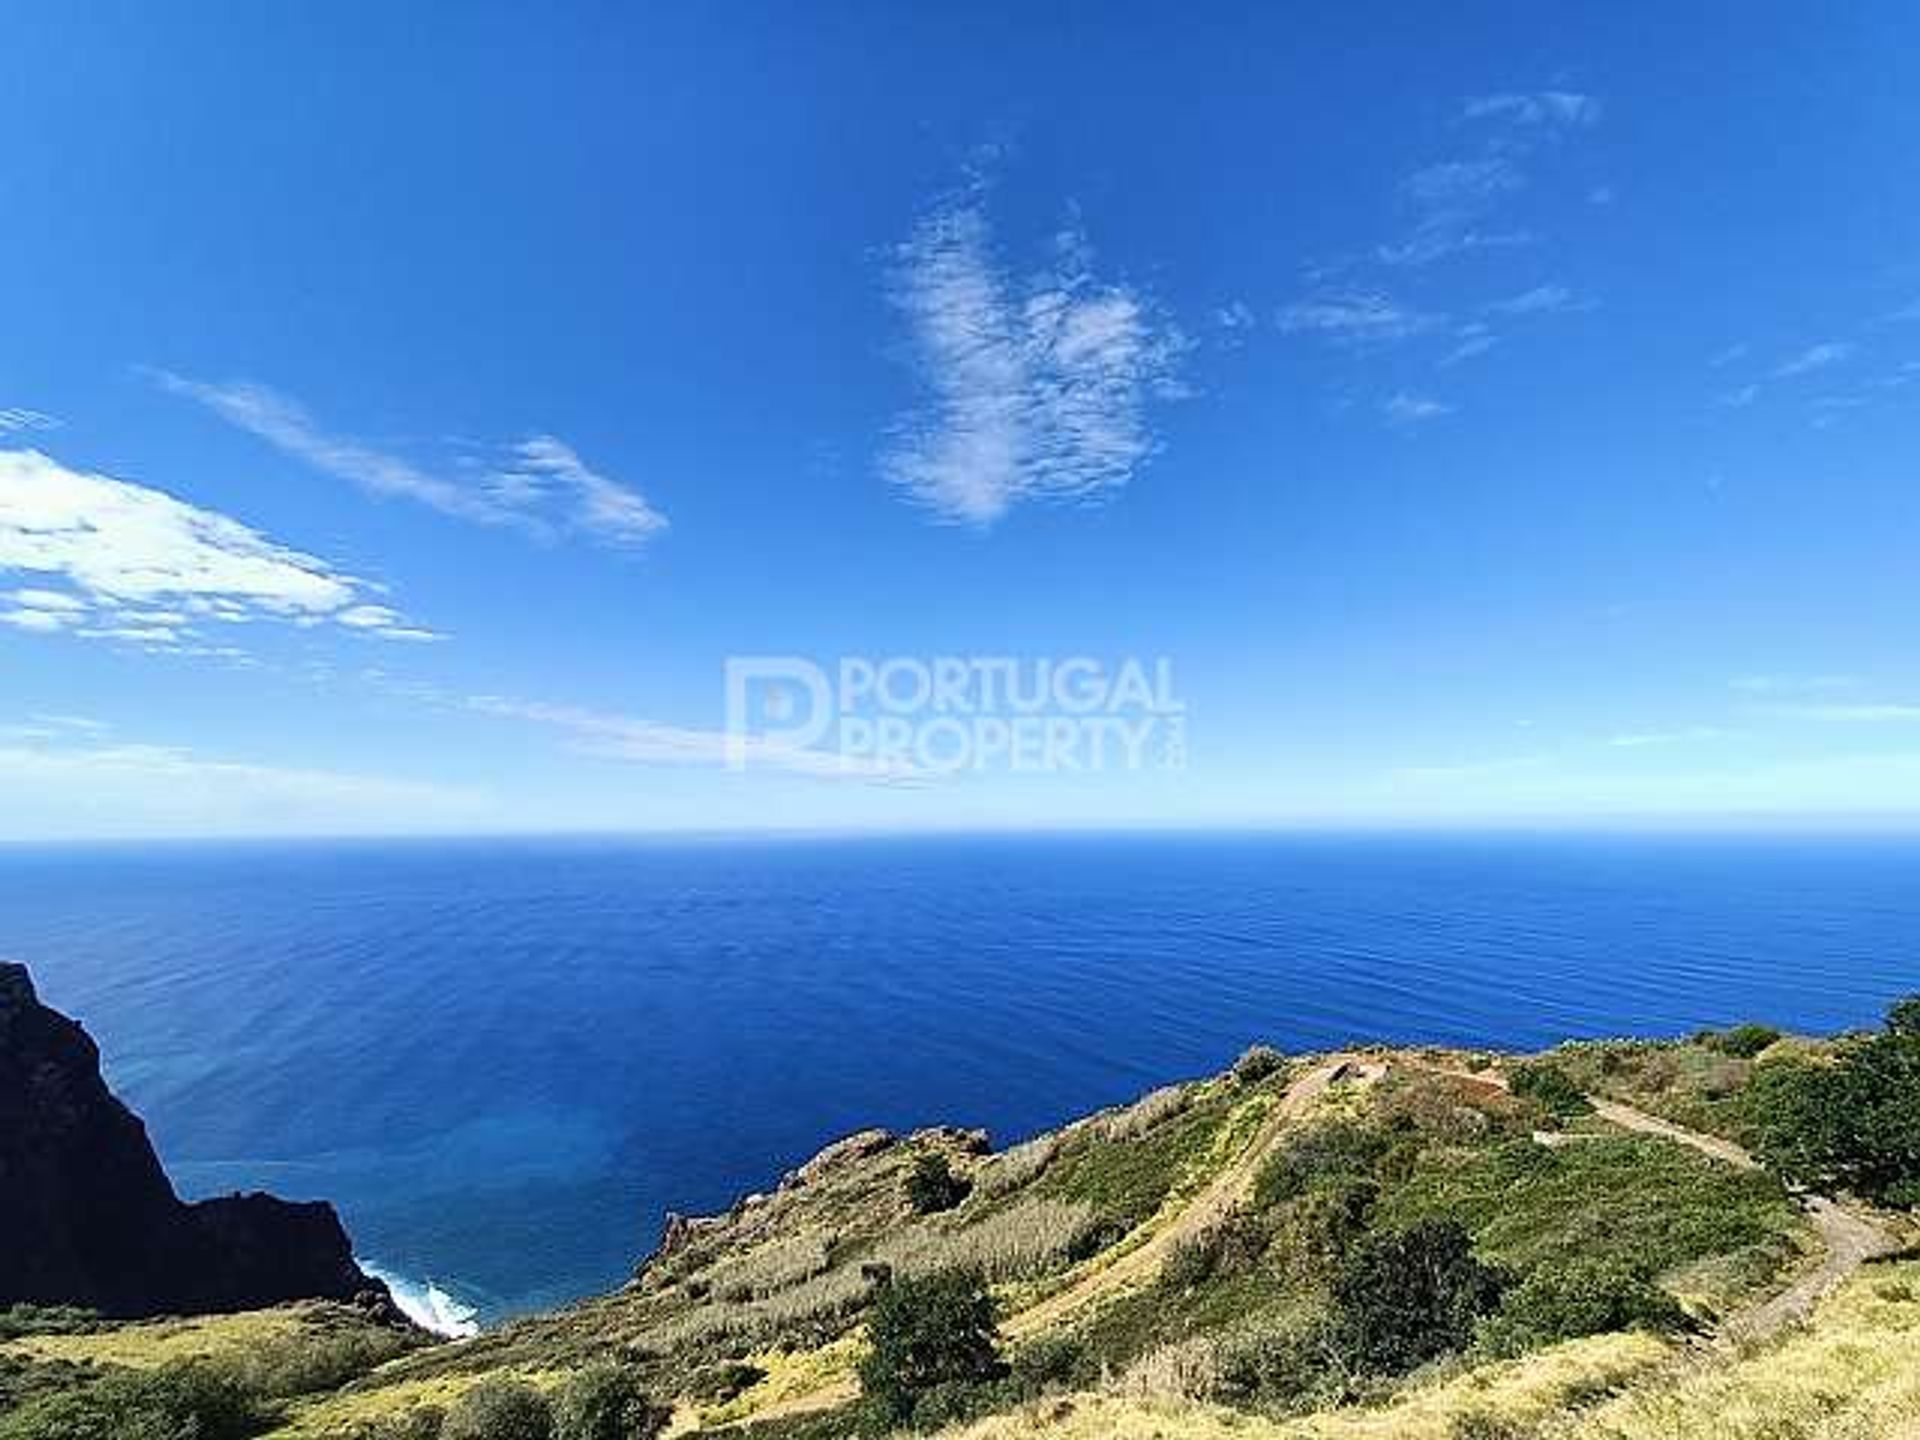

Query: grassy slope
[
  {"left": 939, "top": 1256, "right": 1920, "bottom": 1440},
  {"left": 6, "top": 1037, "right": 1900, "bottom": 1439}
]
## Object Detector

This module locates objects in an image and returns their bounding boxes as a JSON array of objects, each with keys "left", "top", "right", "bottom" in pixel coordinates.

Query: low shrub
[
  {"left": 1162, "top": 1210, "right": 1269, "bottom": 1290},
  {"left": 0, "top": 1360, "right": 266, "bottom": 1440},
  {"left": 1007, "top": 1334, "right": 1086, "bottom": 1393},
  {"left": 441, "top": 1379, "right": 553, "bottom": 1440},
  {"left": 1232, "top": 1045, "right": 1287, "bottom": 1085},
  {"left": 1706, "top": 1024, "right": 1783, "bottom": 1059},
  {"left": 1478, "top": 1257, "right": 1690, "bottom": 1354},
  {"left": 1331, "top": 1220, "right": 1508, "bottom": 1375},
  {"left": 1271, "top": 1175, "right": 1377, "bottom": 1281},
  {"left": 906, "top": 1153, "right": 970, "bottom": 1215},
  {"left": 857, "top": 1269, "right": 1004, "bottom": 1432},
  {"left": 1749, "top": 995, "right": 1920, "bottom": 1206},
  {"left": 1253, "top": 1118, "right": 1389, "bottom": 1209},
  {"left": 552, "top": 1364, "right": 668, "bottom": 1440},
  {"left": 0, "top": 1305, "right": 104, "bottom": 1341},
  {"left": 1508, "top": 1061, "right": 1592, "bottom": 1122},
  {"left": 685, "top": 1360, "right": 766, "bottom": 1403},
  {"left": 1207, "top": 1310, "right": 1341, "bottom": 1408},
  {"left": 236, "top": 1326, "right": 416, "bottom": 1398}
]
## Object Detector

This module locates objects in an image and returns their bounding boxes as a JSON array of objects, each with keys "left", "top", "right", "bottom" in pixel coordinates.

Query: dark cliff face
[{"left": 0, "top": 962, "right": 384, "bottom": 1318}]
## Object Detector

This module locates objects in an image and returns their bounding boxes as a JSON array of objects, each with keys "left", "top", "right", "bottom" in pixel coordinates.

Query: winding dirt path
[
  {"left": 721, "top": 1056, "right": 1895, "bottom": 1432},
  {"left": 1439, "top": 1062, "right": 1898, "bottom": 1344},
  {"left": 720, "top": 1055, "right": 1379, "bottom": 1431},
  {"left": 1582, "top": 1096, "right": 1897, "bottom": 1342},
  {"left": 1005, "top": 1054, "right": 1379, "bottom": 1341}
]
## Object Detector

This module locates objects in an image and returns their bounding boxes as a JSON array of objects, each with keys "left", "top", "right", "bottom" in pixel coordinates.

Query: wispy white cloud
[
  {"left": 1372, "top": 91, "right": 1599, "bottom": 272},
  {"left": 1607, "top": 726, "right": 1738, "bottom": 748},
  {"left": 1215, "top": 299, "right": 1258, "bottom": 332},
  {"left": 152, "top": 372, "right": 667, "bottom": 550},
  {"left": 1278, "top": 289, "right": 1444, "bottom": 345},
  {"left": 0, "top": 727, "right": 484, "bottom": 840},
  {"left": 1487, "top": 283, "right": 1589, "bottom": 317},
  {"left": 1462, "top": 92, "right": 1602, "bottom": 128},
  {"left": 467, "top": 694, "right": 924, "bottom": 783},
  {"left": 1382, "top": 392, "right": 1453, "bottom": 425},
  {"left": 1403, "top": 157, "right": 1524, "bottom": 211},
  {"left": 1709, "top": 343, "right": 1750, "bottom": 368},
  {"left": 1757, "top": 702, "right": 1920, "bottom": 723},
  {"left": 496, "top": 436, "right": 668, "bottom": 548},
  {"left": 1730, "top": 674, "right": 1856, "bottom": 694},
  {"left": 1717, "top": 384, "right": 1760, "bottom": 408},
  {"left": 1439, "top": 329, "right": 1499, "bottom": 366},
  {"left": 1375, "top": 228, "right": 1534, "bottom": 269},
  {"left": 0, "top": 408, "right": 59, "bottom": 435},
  {"left": 1772, "top": 341, "right": 1857, "bottom": 379},
  {"left": 0, "top": 447, "right": 433, "bottom": 649},
  {"left": 881, "top": 191, "right": 1185, "bottom": 526},
  {"left": 1390, "top": 753, "right": 1551, "bottom": 785}
]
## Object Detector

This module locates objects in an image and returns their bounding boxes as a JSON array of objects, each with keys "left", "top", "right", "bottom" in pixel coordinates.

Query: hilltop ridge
[{"left": 2, "top": 987, "right": 1916, "bottom": 1440}]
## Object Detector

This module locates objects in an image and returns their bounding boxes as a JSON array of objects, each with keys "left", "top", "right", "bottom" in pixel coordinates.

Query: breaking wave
[{"left": 359, "top": 1259, "right": 481, "bottom": 1338}]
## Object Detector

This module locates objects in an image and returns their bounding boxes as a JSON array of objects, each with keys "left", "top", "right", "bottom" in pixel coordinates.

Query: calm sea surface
[{"left": 1, "top": 833, "right": 1913, "bottom": 1321}]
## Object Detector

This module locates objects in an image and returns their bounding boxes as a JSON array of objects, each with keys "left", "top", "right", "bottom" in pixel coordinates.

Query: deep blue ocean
[{"left": 1, "top": 833, "right": 1914, "bottom": 1325}]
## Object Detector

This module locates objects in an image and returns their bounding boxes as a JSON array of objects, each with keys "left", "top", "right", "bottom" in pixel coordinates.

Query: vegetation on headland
[{"left": 3, "top": 1003, "right": 1917, "bottom": 1440}]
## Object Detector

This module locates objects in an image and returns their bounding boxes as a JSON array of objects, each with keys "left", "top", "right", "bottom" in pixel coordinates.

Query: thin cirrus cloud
[
  {"left": 465, "top": 694, "right": 925, "bottom": 784},
  {"left": 1487, "top": 283, "right": 1589, "bottom": 317},
  {"left": 1278, "top": 290, "right": 1445, "bottom": 345},
  {"left": 0, "top": 447, "right": 437, "bottom": 650},
  {"left": 1382, "top": 392, "right": 1453, "bottom": 425},
  {"left": 0, "top": 407, "right": 59, "bottom": 435},
  {"left": 0, "top": 720, "right": 484, "bottom": 840},
  {"left": 881, "top": 188, "right": 1186, "bottom": 527},
  {"left": 151, "top": 371, "right": 668, "bottom": 550},
  {"left": 1772, "top": 342, "right": 1857, "bottom": 379},
  {"left": 1756, "top": 702, "right": 1920, "bottom": 723},
  {"left": 1462, "top": 91, "right": 1603, "bottom": 128},
  {"left": 1275, "top": 89, "right": 1599, "bottom": 425}
]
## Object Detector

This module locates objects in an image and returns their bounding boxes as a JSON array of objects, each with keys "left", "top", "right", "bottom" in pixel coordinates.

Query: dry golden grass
[
  {"left": 0, "top": 1302, "right": 373, "bottom": 1373},
  {"left": 1548, "top": 1259, "right": 1920, "bottom": 1440},
  {"left": 938, "top": 1260, "right": 1920, "bottom": 1440}
]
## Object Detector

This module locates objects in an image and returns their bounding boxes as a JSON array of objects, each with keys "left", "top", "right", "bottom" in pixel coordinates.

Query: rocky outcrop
[{"left": 0, "top": 962, "right": 386, "bottom": 1318}]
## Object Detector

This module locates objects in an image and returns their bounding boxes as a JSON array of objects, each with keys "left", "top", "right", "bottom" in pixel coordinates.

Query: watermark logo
[{"left": 724, "top": 657, "right": 1186, "bottom": 776}]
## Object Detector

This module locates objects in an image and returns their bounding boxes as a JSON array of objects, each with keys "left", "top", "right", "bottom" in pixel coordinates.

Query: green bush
[
  {"left": 236, "top": 1326, "right": 416, "bottom": 1398},
  {"left": 905, "top": 1152, "right": 970, "bottom": 1214},
  {"left": 1252, "top": 1118, "right": 1389, "bottom": 1209},
  {"left": 1272, "top": 1175, "right": 1377, "bottom": 1281},
  {"left": 1007, "top": 1333, "right": 1086, "bottom": 1393},
  {"left": 1208, "top": 1310, "right": 1340, "bottom": 1408},
  {"left": 684, "top": 1361, "right": 766, "bottom": 1404},
  {"left": 857, "top": 1268, "right": 1005, "bottom": 1431},
  {"left": 1749, "top": 995, "right": 1920, "bottom": 1206},
  {"left": 1478, "top": 1257, "right": 1689, "bottom": 1354},
  {"left": 0, "top": 1304, "right": 104, "bottom": 1341},
  {"left": 0, "top": 1360, "right": 267, "bottom": 1440},
  {"left": 1161, "top": 1211, "right": 1268, "bottom": 1290},
  {"left": 1507, "top": 1061, "right": 1591, "bottom": 1122},
  {"left": 1706, "top": 1024, "right": 1782, "bottom": 1059},
  {"left": 1231, "top": 1044, "right": 1287, "bottom": 1085},
  {"left": 552, "top": 1364, "right": 668, "bottom": 1440},
  {"left": 441, "top": 1379, "right": 553, "bottom": 1440},
  {"left": 1331, "top": 1220, "right": 1508, "bottom": 1375}
]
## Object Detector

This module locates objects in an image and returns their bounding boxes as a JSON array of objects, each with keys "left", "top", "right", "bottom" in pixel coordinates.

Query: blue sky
[{"left": 3, "top": 3, "right": 1919, "bottom": 838}]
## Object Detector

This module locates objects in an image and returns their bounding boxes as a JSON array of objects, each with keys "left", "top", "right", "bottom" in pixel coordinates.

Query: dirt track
[
  {"left": 1446, "top": 1063, "right": 1898, "bottom": 1344},
  {"left": 1006, "top": 1054, "right": 1379, "bottom": 1340},
  {"left": 732, "top": 1056, "right": 1378, "bottom": 1428}
]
